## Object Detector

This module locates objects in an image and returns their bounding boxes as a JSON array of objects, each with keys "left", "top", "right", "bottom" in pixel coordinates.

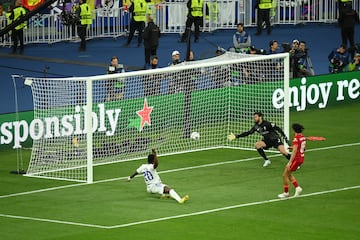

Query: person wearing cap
[
  {"left": 215, "top": 48, "right": 224, "bottom": 56},
  {"left": 229, "top": 23, "right": 251, "bottom": 53},
  {"left": 169, "top": 50, "right": 182, "bottom": 66},
  {"left": 348, "top": 53, "right": 360, "bottom": 71},
  {"left": 290, "top": 39, "right": 299, "bottom": 55}
]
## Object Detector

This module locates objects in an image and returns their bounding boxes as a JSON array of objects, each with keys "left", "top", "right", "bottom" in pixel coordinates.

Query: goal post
[{"left": 24, "top": 52, "right": 290, "bottom": 183}]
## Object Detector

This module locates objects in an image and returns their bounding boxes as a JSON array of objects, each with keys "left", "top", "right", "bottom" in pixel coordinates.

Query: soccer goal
[{"left": 24, "top": 52, "right": 289, "bottom": 183}]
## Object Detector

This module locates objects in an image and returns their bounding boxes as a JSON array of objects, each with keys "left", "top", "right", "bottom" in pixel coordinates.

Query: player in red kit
[{"left": 278, "top": 123, "right": 306, "bottom": 198}]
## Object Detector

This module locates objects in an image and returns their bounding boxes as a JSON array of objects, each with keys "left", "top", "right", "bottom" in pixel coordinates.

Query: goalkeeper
[{"left": 228, "top": 112, "right": 291, "bottom": 167}]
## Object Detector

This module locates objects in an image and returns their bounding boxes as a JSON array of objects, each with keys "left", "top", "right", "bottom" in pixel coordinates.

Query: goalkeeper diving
[
  {"left": 228, "top": 112, "right": 291, "bottom": 167},
  {"left": 127, "top": 148, "right": 189, "bottom": 204}
]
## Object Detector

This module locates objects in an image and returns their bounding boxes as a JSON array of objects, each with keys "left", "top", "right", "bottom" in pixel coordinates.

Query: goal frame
[{"left": 24, "top": 53, "right": 290, "bottom": 184}]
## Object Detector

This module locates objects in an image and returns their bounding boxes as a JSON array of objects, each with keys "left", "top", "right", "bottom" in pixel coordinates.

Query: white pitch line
[
  {"left": 106, "top": 185, "right": 360, "bottom": 229},
  {"left": 1, "top": 142, "right": 359, "bottom": 199},
  {"left": 0, "top": 213, "right": 108, "bottom": 229},
  {"left": 1, "top": 186, "right": 358, "bottom": 229}
]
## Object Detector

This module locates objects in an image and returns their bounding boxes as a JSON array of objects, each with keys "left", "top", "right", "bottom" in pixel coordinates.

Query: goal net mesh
[{"left": 25, "top": 52, "right": 289, "bottom": 182}]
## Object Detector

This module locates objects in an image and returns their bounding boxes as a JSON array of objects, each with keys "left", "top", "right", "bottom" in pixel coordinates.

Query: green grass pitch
[{"left": 0, "top": 103, "right": 359, "bottom": 240}]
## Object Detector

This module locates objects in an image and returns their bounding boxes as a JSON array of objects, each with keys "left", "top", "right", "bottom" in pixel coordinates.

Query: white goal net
[{"left": 24, "top": 52, "right": 290, "bottom": 183}]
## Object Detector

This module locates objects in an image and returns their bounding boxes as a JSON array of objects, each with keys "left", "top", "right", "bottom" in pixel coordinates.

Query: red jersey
[{"left": 292, "top": 133, "right": 306, "bottom": 163}]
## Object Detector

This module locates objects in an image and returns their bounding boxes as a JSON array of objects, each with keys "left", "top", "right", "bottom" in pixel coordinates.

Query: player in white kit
[{"left": 127, "top": 149, "right": 189, "bottom": 204}]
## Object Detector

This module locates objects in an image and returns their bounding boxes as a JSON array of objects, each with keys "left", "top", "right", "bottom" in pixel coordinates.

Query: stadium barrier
[
  {"left": 1, "top": 0, "right": 359, "bottom": 46},
  {"left": 1, "top": 71, "right": 358, "bottom": 150}
]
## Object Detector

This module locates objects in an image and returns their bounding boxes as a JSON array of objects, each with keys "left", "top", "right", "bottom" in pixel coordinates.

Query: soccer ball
[{"left": 190, "top": 132, "right": 200, "bottom": 140}]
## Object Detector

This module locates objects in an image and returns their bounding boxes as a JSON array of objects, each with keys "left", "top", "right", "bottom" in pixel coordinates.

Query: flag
[{"left": 22, "top": 0, "right": 45, "bottom": 11}]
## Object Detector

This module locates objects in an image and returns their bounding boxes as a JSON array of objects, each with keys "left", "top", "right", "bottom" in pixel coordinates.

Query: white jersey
[{"left": 136, "top": 164, "right": 162, "bottom": 186}]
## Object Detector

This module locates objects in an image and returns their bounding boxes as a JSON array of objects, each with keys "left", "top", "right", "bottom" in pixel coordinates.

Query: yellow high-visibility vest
[
  {"left": 206, "top": 2, "right": 218, "bottom": 21},
  {"left": 191, "top": 0, "right": 204, "bottom": 17},
  {"left": 133, "top": 0, "right": 147, "bottom": 22},
  {"left": 80, "top": 3, "right": 92, "bottom": 25},
  {"left": 6, "top": 12, "right": 12, "bottom": 34},
  {"left": 146, "top": 3, "right": 157, "bottom": 22},
  {"left": 258, "top": 0, "right": 272, "bottom": 9},
  {"left": 13, "top": 7, "right": 27, "bottom": 30}
]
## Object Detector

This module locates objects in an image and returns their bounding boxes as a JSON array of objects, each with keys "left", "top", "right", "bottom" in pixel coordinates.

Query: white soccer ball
[{"left": 190, "top": 132, "right": 200, "bottom": 140}]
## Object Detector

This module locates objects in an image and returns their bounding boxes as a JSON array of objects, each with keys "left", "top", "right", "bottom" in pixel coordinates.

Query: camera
[
  {"left": 332, "top": 58, "right": 343, "bottom": 73},
  {"left": 108, "top": 65, "right": 117, "bottom": 74},
  {"left": 282, "top": 43, "right": 291, "bottom": 53},
  {"left": 256, "top": 48, "right": 267, "bottom": 55}
]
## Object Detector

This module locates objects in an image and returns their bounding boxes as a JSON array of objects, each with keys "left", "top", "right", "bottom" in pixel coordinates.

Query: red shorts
[{"left": 288, "top": 160, "right": 303, "bottom": 172}]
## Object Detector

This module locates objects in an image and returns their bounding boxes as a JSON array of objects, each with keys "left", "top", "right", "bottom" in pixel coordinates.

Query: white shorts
[{"left": 146, "top": 183, "right": 165, "bottom": 194}]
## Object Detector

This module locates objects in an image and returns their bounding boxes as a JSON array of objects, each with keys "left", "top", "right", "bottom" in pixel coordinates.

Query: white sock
[{"left": 169, "top": 189, "right": 181, "bottom": 202}]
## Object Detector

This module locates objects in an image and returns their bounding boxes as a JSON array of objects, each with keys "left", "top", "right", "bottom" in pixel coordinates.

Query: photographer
[
  {"left": 348, "top": 53, "right": 360, "bottom": 71},
  {"left": 292, "top": 41, "right": 313, "bottom": 78},
  {"left": 328, "top": 44, "right": 349, "bottom": 73},
  {"left": 105, "top": 56, "right": 125, "bottom": 101}
]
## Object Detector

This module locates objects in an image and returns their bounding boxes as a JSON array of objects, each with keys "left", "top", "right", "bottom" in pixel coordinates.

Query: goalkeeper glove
[{"left": 227, "top": 133, "right": 236, "bottom": 141}]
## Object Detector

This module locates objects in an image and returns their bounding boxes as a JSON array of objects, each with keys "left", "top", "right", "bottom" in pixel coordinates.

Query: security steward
[
  {"left": 5, "top": 5, "right": 14, "bottom": 41},
  {"left": 181, "top": 0, "right": 204, "bottom": 43},
  {"left": 125, "top": 0, "right": 147, "bottom": 47},
  {"left": 77, "top": 0, "right": 92, "bottom": 51},
  {"left": 338, "top": 0, "right": 353, "bottom": 17},
  {"left": 255, "top": 0, "right": 272, "bottom": 35},
  {"left": 10, "top": 1, "right": 27, "bottom": 54}
]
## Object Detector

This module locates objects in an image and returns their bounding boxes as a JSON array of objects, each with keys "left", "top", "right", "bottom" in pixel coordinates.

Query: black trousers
[
  {"left": 77, "top": 25, "right": 87, "bottom": 50},
  {"left": 341, "top": 27, "right": 355, "bottom": 48},
  {"left": 144, "top": 46, "right": 157, "bottom": 65},
  {"left": 127, "top": 20, "right": 145, "bottom": 45},
  {"left": 257, "top": 9, "right": 271, "bottom": 34},
  {"left": 12, "top": 28, "right": 24, "bottom": 53},
  {"left": 182, "top": 16, "right": 202, "bottom": 41}
]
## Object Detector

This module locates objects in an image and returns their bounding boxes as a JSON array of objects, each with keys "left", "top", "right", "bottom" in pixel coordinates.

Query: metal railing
[{"left": 0, "top": 0, "right": 359, "bottom": 47}]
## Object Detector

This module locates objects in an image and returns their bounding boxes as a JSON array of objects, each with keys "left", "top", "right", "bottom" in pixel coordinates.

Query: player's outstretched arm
[
  {"left": 127, "top": 171, "right": 138, "bottom": 182},
  {"left": 228, "top": 125, "right": 255, "bottom": 141},
  {"left": 152, "top": 148, "right": 159, "bottom": 169}
]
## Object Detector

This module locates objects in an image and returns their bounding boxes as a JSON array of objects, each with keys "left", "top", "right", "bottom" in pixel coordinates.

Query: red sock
[
  {"left": 292, "top": 180, "right": 299, "bottom": 188},
  {"left": 284, "top": 185, "right": 289, "bottom": 193}
]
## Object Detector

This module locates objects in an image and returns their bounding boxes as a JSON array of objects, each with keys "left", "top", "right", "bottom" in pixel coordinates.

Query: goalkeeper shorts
[{"left": 263, "top": 138, "right": 283, "bottom": 150}]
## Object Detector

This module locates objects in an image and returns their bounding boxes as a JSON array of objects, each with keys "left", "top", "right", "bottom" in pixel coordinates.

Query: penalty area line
[
  {"left": 0, "top": 213, "right": 108, "bottom": 229},
  {"left": 0, "top": 142, "right": 359, "bottom": 199},
  {"left": 106, "top": 185, "right": 360, "bottom": 229},
  {"left": 0, "top": 185, "right": 358, "bottom": 229}
]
